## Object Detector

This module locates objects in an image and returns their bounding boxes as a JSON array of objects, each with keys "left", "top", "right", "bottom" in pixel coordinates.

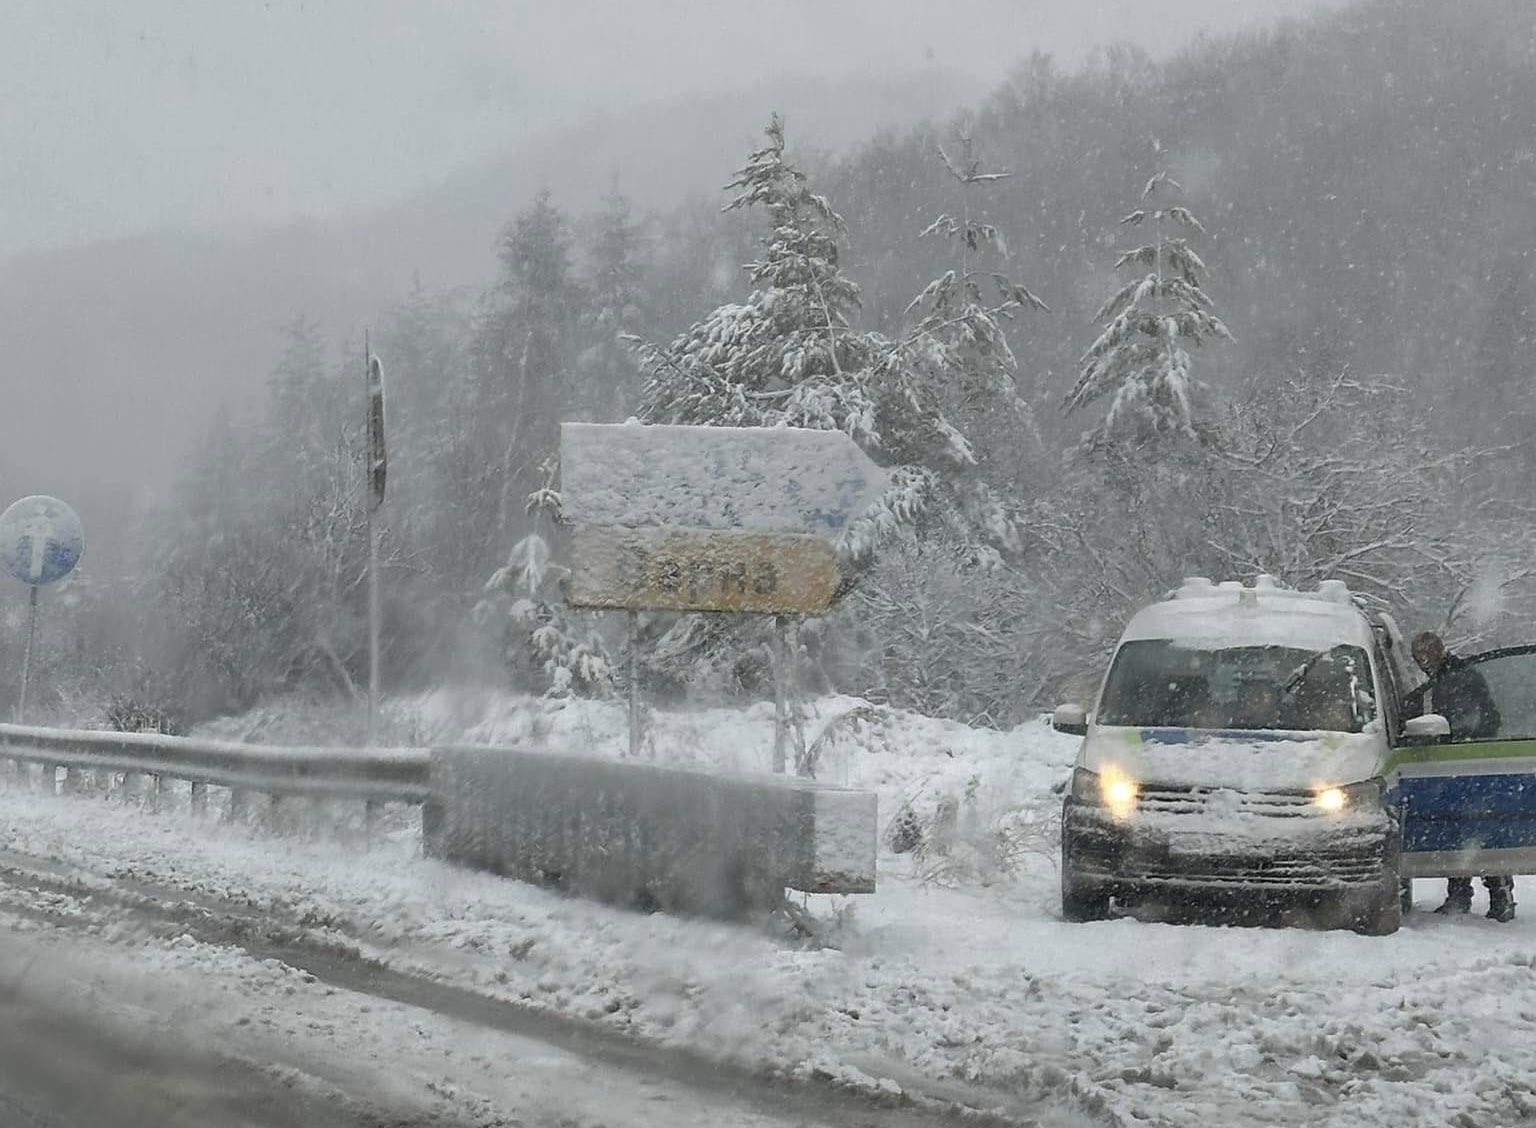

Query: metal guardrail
[
  {"left": 0, "top": 723, "right": 880, "bottom": 918},
  {"left": 0, "top": 723, "right": 429, "bottom": 804}
]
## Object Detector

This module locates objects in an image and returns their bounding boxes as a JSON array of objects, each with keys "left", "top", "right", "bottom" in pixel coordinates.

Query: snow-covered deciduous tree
[
  {"left": 474, "top": 465, "right": 612, "bottom": 699},
  {"left": 842, "top": 535, "right": 1034, "bottom": 725},
  {"left": 1210, "top": 369, "right": 1536, "bottom": 640},
  {"left": 1018, "top": 366, "right": 1536, "bottom": 701},
  {"left": 1063, "top": 170, "right": 1231, "bottom": 444},
  {"left": 152, "top": 326, "right": 408, "bottom": 718},
  {"left": 876, "top": 131, "right": 1048, "bottom": 566}
]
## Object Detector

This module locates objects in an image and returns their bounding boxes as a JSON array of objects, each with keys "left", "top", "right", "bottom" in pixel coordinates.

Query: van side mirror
[
  {"left": 1402, "top": 713, "right": 1450, "bottom": 746},
  {"left": 1053, "top": 703, "right": 1088, "bottom": 737}
]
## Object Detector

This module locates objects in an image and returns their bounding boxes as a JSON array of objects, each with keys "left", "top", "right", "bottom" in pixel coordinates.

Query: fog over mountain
[
  {"left": 0, "top": 0, "right": 1354, "bottom": 535},
  {"left": 2, "top": 0, "right": 1351, "bottom": 257}
]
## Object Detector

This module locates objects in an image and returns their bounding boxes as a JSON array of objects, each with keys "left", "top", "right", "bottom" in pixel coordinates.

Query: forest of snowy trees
[{"left": 11, "top": 0, "right": 1536, "bottom": 730}]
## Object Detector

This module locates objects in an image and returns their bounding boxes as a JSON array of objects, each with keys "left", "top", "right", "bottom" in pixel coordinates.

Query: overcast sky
[{"left": 2, "top": 0, "right": 1352, "bottom": 259}]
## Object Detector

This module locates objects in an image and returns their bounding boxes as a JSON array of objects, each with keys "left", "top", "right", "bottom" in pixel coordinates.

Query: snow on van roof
[{"left": 1121, "top": 576, "right": 1375, "bottom": 652}]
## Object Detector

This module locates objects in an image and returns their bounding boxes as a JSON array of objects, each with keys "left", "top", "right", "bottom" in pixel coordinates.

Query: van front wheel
[
  {"left": 1329, "top": 880, "right": 1402, "bottom": 935},
  {"left": 1352, "top": 893, "right": 1402, "bottom": 936},
  {"left": 1062, "top": 886, "right": 1113, "bottom": 922}
]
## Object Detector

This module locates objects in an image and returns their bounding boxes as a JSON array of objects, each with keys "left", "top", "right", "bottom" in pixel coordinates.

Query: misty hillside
[
  {"left": 0, "top": 67, "right": 982, "bottom": 519},
  {"left": 816, "top": 0, "right": 1536, "bottom": 436}
]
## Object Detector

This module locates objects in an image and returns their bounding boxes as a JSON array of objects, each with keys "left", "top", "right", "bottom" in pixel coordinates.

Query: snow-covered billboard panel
[{"left": 560, "top": 422, "right": 887, "bottom": 534}]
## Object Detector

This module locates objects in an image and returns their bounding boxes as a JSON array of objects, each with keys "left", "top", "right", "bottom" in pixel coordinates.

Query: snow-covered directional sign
[
  {"left": 0, "top": 495, "right": 84, "bottom": 586},
  {"left": 568, "top": 527, "right": 842, "bottom": 613},
  {"left": 561, "top": 423, "right": 888, "bottom": 614}
]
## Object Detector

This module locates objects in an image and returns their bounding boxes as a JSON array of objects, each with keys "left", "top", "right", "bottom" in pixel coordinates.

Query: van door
[{"left": 1391, "top": 645, "right": 1536, "bottom": 877}]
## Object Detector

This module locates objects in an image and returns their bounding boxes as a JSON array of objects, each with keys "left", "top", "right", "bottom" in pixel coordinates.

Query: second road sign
[
  {"left": 568, "top": 527, "right": 841, "bottom": 613},
  {"left": 0, "top": 495, "right": 84, "bottom": 586}
]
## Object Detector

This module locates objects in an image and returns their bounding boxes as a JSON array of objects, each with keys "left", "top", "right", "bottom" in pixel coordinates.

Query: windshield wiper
[{"left": 1281, "top": 644, "right": 1353, "bottom": 698}]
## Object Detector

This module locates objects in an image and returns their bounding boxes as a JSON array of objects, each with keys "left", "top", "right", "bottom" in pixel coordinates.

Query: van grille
[
  {"left": 1124, "top": 847, "right": 1385, "bottom": 887},
  {"left": 1135, "top": 785, "right": 1319, "bottom": 818}
]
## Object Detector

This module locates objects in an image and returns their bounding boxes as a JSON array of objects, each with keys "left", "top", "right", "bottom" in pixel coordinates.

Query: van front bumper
[{"left": 1061, "top": 798, "right": 1398, "bottom": 896}]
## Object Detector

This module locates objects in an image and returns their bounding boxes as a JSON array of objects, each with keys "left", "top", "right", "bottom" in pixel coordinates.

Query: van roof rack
[{"left": 1170, "top": 576, "right": 1356, "bottom": 605}]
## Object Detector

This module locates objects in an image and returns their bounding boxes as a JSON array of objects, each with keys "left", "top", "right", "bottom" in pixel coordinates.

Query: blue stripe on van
[
  {"left": 1396, "top": 771, "right": 1536, "bottom": 852},
  {"left": 1136, "top": 728, "right": 1307, "bottom": 744}
]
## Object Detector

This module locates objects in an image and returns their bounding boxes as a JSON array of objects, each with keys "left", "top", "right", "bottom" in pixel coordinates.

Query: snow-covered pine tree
[
  {"left": 634, "top": 114, "right": 879, "bottom": 442},
  {"left": 880, "top": 132, "right": 1048, "bottom": 566},
  {"left": 576, "top": 182, "right": 647, "bottom": 421},
  {"left": 839, "top": 135, "right": 1049, "bottom": 721},
  {"left": 375, "top": 279, "right": 483, "bottom": 594},
  {"left": 471, "top": 191, "right": 587, "bottom": 546},
  {"left": 1062, "top": 170, "right": 1231, "bottom": 444},
  {"left": 627, "top": 115, "right": 875, "bottom": 743},
  {"left": 633, "top": 115, "right": 1031, "bottom": 568}
]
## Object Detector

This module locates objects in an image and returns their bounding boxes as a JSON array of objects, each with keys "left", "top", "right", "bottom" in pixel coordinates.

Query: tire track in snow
[
  {"left": 0, "top": 846, "right": 1049, "bottom": 1128},
  {"left": 0, "top": 985, "right": 387, "bottom": 1128}
]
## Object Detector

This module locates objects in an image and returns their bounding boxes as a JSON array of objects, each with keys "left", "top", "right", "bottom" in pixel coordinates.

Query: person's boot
[
  {"left": 1487, "top": 880, "right": 1516, "bottom": 923},
  {"left": 1435, "top": 878, "right": 1473, "bottom": 914}
]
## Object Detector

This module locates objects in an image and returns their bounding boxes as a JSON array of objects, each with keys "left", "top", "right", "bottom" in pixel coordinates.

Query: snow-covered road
[
  {"left": 2, "top": 695, "right": 1534, "bottom": 1127},
  {"left": 0, "top": 926, "right": 907, "bottom": 1128},
  {"left": 0, "top": 817, "right": 1031, "bottom": 1127},
  {"left": 0, "top": 981, "right": 362, "bottom": 1128}
]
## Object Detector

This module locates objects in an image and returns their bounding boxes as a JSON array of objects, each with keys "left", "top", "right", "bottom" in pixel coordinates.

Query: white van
[{"left": 1056, "top": 576, "right": 1435, "bottom": 933}]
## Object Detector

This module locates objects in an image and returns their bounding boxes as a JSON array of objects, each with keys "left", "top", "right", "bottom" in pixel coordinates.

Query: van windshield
[{"left": 1097, "top": 640, "right": 1376, "bottom": 732}]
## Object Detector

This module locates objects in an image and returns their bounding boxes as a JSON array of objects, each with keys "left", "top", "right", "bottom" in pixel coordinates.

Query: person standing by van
[{"left": 1407, "top": 631, "right": 1515, "bottom": 921}]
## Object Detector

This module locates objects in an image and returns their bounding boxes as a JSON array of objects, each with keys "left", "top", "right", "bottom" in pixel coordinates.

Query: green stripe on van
[{"left": 1382, "top": 739, "right": 1536, "bottom": 777}]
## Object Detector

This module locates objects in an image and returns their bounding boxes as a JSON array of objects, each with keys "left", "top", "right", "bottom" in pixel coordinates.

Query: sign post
[
  {"left": 0, "top": 495, "right": 85, "bottom": 726},
  {"left": 561, "top": 424, "right": 888, "bottom": 772},
  {"left": 627, "top": 611, "right": 641, "bottom": 759},
  {"left": 19, "top": 587, "right": 37, "bottom": 723}
]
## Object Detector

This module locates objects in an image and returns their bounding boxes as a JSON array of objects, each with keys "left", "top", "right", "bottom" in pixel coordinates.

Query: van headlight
[
  {"left": 1313, "top": 779, "right": 1383, "bottom": 813},
  {"left": 1070, "top": 766, "right": 1139, "bottom": 818}
]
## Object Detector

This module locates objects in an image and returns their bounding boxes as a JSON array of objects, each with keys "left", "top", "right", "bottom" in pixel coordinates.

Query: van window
[
  {"left": 1458, "top": 649, "right": 1536, "bottom": 740},
  {"left": 1097, "top": 640, "right": 1376, "bottom": 732}
]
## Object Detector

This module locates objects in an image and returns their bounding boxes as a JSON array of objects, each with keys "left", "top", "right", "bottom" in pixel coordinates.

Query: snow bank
[{"left": 5, "top": 692, "right": 1533, "bottom": 1126}]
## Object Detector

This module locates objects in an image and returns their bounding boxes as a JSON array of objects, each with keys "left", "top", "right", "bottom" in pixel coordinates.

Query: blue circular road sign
[{"left": 0, "top": 495, "right": 84, "bottom": 586}]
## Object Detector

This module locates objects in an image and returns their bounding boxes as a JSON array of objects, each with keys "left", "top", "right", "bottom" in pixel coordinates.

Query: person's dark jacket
[{"left": 1405, "top": 654, "right": 1501, "bottom": 740}]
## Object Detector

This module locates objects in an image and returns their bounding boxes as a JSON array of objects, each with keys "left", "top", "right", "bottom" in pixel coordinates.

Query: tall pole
[
  {"left": 367, "top": 495, "right": 380, "bottom": 746},
  {"left": 17, "top": 585, "right": 37, "bottom": 724},
  {"left": 364, "top": 332, "right": 382, "bottom": 746}
]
